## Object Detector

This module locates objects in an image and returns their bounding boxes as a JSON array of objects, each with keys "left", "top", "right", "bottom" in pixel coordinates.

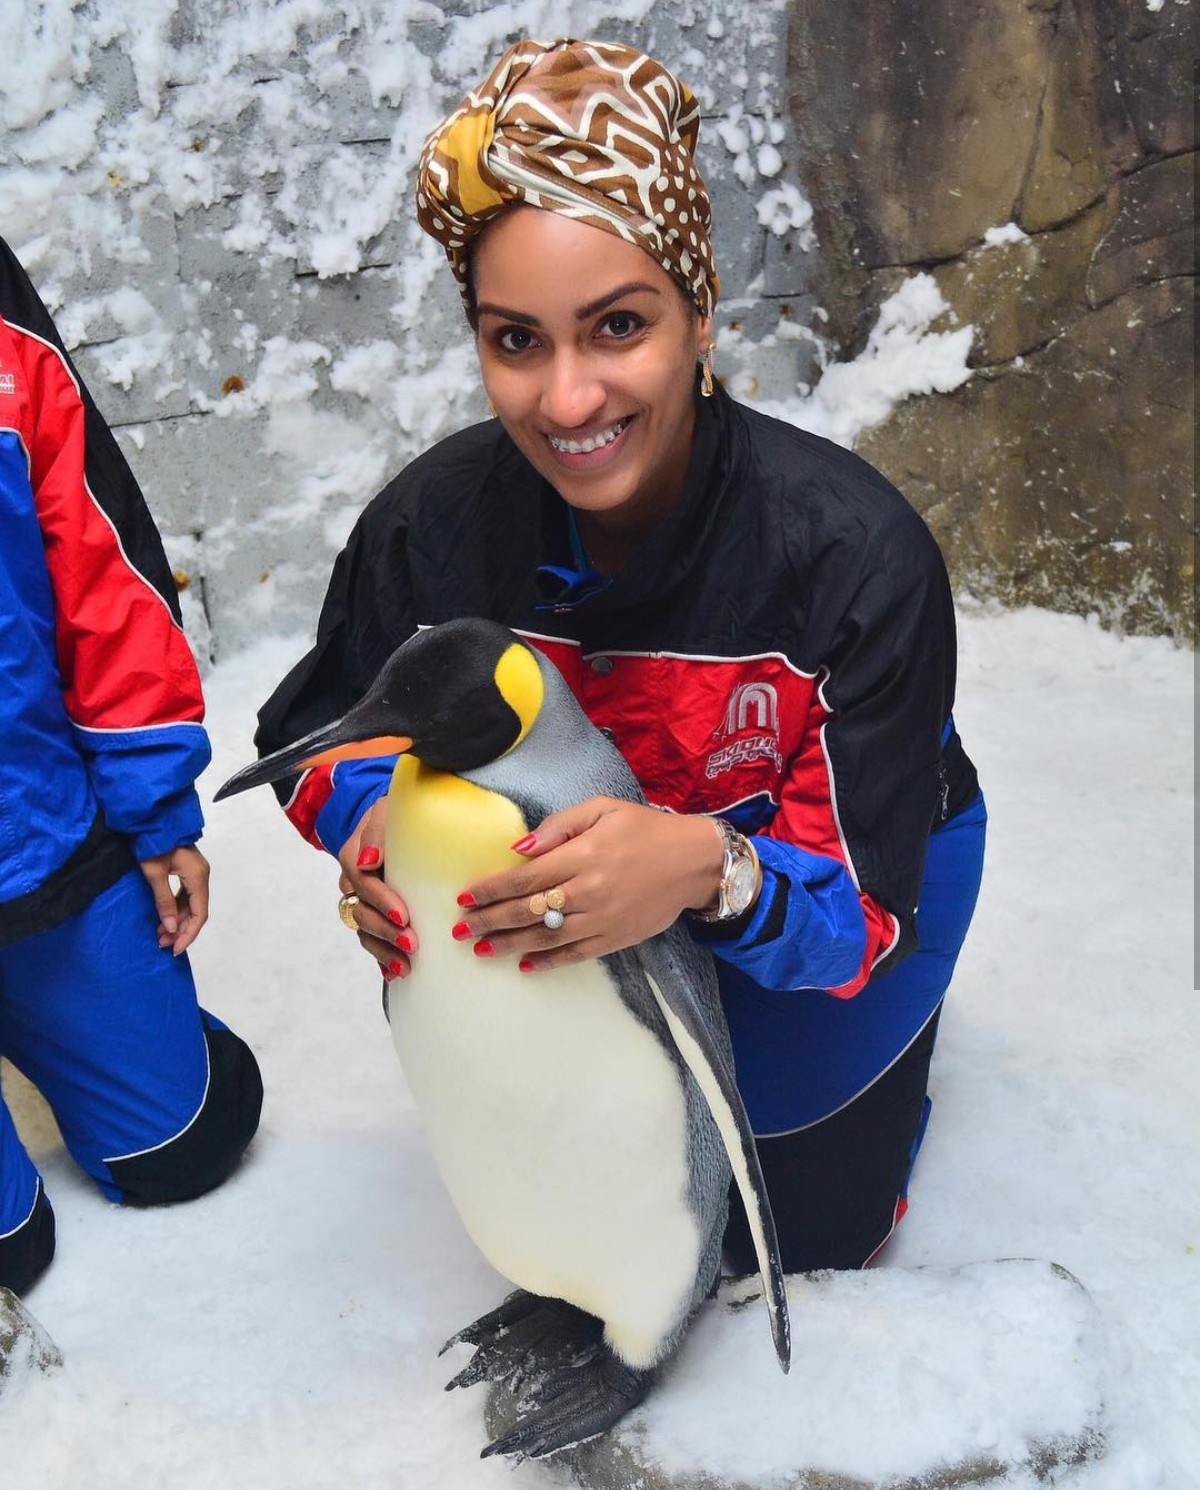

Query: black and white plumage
[{"left": 218, "top": 618, "right": 789, "bottom": 1459}]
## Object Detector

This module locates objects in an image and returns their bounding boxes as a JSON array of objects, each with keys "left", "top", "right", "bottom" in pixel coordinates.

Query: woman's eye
[
  {"left": 600, "top": 311, "right": 643, "bottom": 340},
  {"left": 497, "top": 326, "right": 536, "bottom": 353}
]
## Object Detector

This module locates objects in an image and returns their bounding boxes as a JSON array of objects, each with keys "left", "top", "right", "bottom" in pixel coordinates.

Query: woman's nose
[{"left": 540, "top": 350, "right": 606, "bottom": 428}]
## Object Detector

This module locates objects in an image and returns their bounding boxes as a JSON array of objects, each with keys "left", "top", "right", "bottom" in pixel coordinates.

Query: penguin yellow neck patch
[{"left": 493, "top": 643, "right": 543, "bottom": 751}]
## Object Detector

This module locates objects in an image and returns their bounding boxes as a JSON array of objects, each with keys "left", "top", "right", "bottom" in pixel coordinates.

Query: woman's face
[{"left": 471, "top": 207, "right": 712, "bottom": 542}]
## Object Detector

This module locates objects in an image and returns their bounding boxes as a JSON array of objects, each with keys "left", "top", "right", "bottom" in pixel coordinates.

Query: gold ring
[
  {"left": 528, "top": 887, "right": 567, "bottom": 921},
  {"left": 338, "top": 893, "right": 361, "bottom": 931}
]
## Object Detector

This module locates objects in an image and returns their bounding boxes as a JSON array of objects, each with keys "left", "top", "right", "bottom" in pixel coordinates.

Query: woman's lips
[{"left": 546, "top": 415, "right": 634, "bottom": 459}]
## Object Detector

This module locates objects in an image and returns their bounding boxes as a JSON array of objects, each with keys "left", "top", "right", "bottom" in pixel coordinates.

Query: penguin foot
[
  {"left": 442, "top": 1290, "right": 603, "bottom": 1394},
  {"left": 480, "top": 1346, "right": 654, "bottom": 1461}
]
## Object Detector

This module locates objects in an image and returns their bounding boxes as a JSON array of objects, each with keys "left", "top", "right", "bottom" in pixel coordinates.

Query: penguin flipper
[
  {"left": 639, "top": 940, "right": 792, "bottom": 1373},
  {"left": 480, "top": 1346, "right": 654, "bottom": 1461}
]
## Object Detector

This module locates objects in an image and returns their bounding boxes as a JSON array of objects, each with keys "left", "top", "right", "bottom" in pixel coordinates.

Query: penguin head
[{"left": 216, "top": 619, "right": 546, "bottom": 800}]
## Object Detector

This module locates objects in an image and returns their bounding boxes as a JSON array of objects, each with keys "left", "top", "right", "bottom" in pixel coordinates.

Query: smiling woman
[
  {"left": 252, "top": 29, "right": 986, "bottom": 1425},
  {"left": 472, "top": 208, "right": 711, "bottom": 569}
]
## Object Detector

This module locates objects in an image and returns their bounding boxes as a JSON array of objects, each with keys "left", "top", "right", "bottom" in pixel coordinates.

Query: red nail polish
[
  {"left": 387, "top": 908, "right": 408, "bottom": 928},
  {"left": 511, "top": 833, "right": 537, "bottom": 854},
  {"left": 395, "top": 931, "right": 415, "bottom": 954},
  {"left": 518, "top": 958, "right": 537, "bottom": 973},
  {"left": 357, "top": 846, "right": 382, "bottom": 869},
  {"left": 451, "top": 921, "right": 472, "bottom": 941},
  {"left": 456, "top": 891, "right": 477, "bottom": 909},
  {"left": 473, "top": 939, "right": 494, "bottom": 957},
  {"left": 387, "top": 960, "right": 408, "bottom": 979}
]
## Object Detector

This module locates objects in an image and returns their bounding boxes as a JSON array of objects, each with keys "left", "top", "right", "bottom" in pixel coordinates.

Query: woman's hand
[
  {"left": 453, "top": 797, "right": 725, "bottom": 971},
  {"left": 338, "top": 798, "right": 417, "bottom": 981},
  {"left": 140, "top": 844, "right": 211, "bottom": 955}
]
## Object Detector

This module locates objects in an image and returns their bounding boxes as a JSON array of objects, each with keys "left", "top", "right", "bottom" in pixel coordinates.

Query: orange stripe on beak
[{"left": 299, "top": 735, "right": 413, "bottom": 768}]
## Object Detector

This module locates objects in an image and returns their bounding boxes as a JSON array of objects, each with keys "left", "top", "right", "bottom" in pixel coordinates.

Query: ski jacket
[
  {"left": 0, "top": 237, "right": 210, "bottom": 948},
  {"left": 257, "top": 383, "right": 978, "bottom": 1001}
]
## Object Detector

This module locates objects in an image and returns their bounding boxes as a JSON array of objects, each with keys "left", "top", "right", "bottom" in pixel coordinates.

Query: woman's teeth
[{"left": 549, "top": 417, "right": 630, "bottom": 455}]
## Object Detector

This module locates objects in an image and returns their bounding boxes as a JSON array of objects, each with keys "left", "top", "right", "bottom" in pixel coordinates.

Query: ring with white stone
[{"left": 542, "top": 907, "right": 565, "bottom": 931}]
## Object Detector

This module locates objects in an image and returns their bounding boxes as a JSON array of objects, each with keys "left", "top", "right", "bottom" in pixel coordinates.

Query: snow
[
  {"left": 753, "top": 273, "right": 975, "bottom": 446},
  {"left": 982, "top": 222, "right": 1031, "bottom": 248},
  {"left": 4, "top": 607, "right": 1195, "bottom": 1489},
  {"left": 2, "top": 3, "right": 1195, "bottom": 1484},
  {"left": 638, "top": 1263, "right": 1104, "bottom": 1482}
]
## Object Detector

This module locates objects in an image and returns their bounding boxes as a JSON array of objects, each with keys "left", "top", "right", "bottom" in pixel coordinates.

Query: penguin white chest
[{"left": 383, "top": 759, "right": 700, "bottom": 1365}]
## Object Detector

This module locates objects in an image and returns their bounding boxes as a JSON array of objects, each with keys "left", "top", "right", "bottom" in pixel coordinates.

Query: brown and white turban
[{"left": 415, "top": 37, "right": 720, "bottom": 318}]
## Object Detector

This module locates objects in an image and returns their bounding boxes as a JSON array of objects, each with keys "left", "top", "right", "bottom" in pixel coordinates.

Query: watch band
[{"left": 692, "top": 817, "right": 762, "bottom": 922}]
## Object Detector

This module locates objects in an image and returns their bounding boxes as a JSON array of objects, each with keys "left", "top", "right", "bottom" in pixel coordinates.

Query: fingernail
[
  {"left": 395, "top": 931, "right": 415, "bottom": 954},
  {"left": 386, "top": 908, "right": 408, "bottom": 928},
  {"left": 357, "top": 846, "right": 382, "bottom": 869},
  {"left": 451, "top": 921, "right": 472, "bottom": 941},
  {"left": 473, "top": 939, "right": 494, "bottom": 957},
  {"left": 510, "top": 834, "right": 537, "bottom": 854},
  {"left": 387, "top": 960, "right": 409, "bottom": 980},
  {"left": 518, "top": 958, "right": 537, "bottom": 973},
  {"left": 456, "top": 891, "right": 477, "bottom": 909}
]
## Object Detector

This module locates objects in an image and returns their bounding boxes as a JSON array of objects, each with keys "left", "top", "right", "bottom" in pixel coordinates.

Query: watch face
[{"left": 727, "top": 856, "right": 758, "bottom": 914}]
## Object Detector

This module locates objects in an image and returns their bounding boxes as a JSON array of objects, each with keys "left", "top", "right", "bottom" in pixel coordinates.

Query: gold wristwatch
[{"left": 693, "top": 817, "right": 762, "bottom": 922}]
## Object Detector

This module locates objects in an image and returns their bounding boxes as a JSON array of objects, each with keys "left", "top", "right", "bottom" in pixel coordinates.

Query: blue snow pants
[
  {"left": 724, "top": 790, "right": 987, "bottom": 1272},
  {"left": 0, "top": 868, "right": 262, "bottom": 1293}
]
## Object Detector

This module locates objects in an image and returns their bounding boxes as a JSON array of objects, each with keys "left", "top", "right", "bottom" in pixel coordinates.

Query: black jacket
[{"left": 259, "top": 384, "right": 977, "bottom": 997}]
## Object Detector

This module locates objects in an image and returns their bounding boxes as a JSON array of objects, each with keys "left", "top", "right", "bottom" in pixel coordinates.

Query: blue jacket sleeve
[{"left": 691, "top": 835, "right": 867, "bottom": 992}]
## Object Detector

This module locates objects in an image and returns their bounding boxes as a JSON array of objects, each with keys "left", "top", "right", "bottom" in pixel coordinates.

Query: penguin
[{"left": 217, "top": 618, "right": 790, "bottom": 1459}]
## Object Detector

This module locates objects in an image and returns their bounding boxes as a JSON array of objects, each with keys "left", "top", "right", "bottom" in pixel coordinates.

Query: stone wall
[
  {"left": 788, "top": 0, "right": 1195, "bottom": 640},
  {"left": 4, "top": 0, "right": 814, "bottom": 663}
]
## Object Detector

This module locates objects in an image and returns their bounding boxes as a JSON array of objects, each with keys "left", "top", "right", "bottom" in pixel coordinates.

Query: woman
[{"left": 256, "top": 38, "right": 986, "bottom": 1273}]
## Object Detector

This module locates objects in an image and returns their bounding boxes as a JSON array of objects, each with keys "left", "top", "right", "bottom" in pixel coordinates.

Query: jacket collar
[{"left": 533, "top": 382, "right": 740, "bottom": 618}]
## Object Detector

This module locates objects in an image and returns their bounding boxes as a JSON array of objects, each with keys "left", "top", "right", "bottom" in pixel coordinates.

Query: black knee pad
[
  {"left": 0, "top": 1181, "right": 56, "bottom": 1295},
  {"left": 109, "top": 1019, "right": 263, "bottom": 1207}
]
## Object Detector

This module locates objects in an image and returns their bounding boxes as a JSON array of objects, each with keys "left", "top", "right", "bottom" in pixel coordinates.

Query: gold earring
[
  {"left": 699, "top": 345, "right": 715, "bottom": 398},
  {"left": 486, "top": 398, "right": 497, "bottom": 417}
]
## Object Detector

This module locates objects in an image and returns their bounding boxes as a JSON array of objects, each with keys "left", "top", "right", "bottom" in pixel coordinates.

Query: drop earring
[{"left": 699, "top": 344, "right": 715, "bottom": 398}]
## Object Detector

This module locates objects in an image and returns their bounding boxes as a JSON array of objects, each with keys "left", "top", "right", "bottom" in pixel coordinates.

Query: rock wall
[
  {"left": 788, "top": 0, "right": 1195, "bottom": 639},
  {"left": 4, "top": 0, "right": 1192, "bottom": 657}
]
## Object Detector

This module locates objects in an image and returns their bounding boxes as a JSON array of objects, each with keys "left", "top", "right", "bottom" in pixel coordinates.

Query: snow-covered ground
[{"left": 4, "top": 603, "right": 1195, "bottom": 1489}]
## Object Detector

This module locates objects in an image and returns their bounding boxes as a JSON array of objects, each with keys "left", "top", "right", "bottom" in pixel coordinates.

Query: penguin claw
[
  {"left": 439, "top": 1288, "right": 542, "bottom": 1354},
  {"left": 443, "top": 1292, "right": 604, "bottom": 1395},
  {"left": 480, "top": 1348, "right": 654, "bottom": 1461}
]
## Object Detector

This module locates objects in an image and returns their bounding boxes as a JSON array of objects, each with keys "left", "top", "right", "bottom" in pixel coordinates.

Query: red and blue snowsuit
[
  {"left": 0, "top": 238, "right": 261, "bottom": 1294},
  {"left": 257, "top": 385, "right": 985, "bottom": 1269}
]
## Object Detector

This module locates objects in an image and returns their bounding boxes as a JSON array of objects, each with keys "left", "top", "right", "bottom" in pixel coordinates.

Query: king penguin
[{"left": 217, "top": 618, "right": 790, "bottom": 1458}]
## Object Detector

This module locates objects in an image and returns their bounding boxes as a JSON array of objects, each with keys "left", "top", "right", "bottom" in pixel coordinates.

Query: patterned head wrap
[{"left": 415, "top": 38, "right": 719, "bottom": 318}]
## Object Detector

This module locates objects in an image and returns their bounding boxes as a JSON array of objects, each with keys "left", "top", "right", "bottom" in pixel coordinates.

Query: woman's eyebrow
[
  {"left": 575, "top": 282, "right": 662, "bottom": 319},
  {"left": 474, "top": 301, "right": 538, "bottom": 326},
  {"left": 475, "top": 282, "right": 663, "bottom": 327}
]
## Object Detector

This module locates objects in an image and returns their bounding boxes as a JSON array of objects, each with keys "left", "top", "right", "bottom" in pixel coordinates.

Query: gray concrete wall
[{"left": 4, "top": 0, "right": 818, "bottom": 664}]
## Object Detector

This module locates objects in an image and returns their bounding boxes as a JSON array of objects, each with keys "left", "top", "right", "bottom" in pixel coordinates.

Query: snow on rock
[
  {"left": 0, "top": 1287, "right": 62, "bottom": 1389},
  {"left": 484, "top": 1264, "right": 1105, "bottom": 1489},
  {"left": 753, "top": 272, "right": 974, "bottom": 447}
]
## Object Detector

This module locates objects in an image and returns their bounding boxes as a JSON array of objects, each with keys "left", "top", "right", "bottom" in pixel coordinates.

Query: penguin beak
[{"left": 214, "top": 708, "right": 412, "bottom": 802}]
